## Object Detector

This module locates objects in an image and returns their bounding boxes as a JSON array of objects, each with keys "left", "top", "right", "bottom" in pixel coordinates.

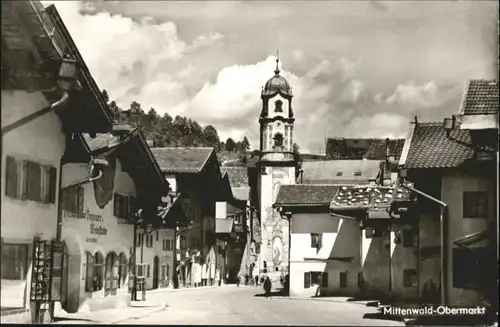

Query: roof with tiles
[
  {"left": 275, "top": 184, "right": 339, "bottom": 206},
  {"left": 329, "top": 182, "right": 413, "bottom": 212},
  {"left": 404, "top": 122, "right": 474, "bottom": 169},
  {"left": 150, "top": 147, "right": 214, "bottom": 174},
  {"left": 326, "top": 138, "right": 405, "bottom": 160},
  {"left": 300, "top": 160, "right": 380, "bottom": 184},
  {"left": 220, "top": 167, "right": 249, "bottom": 187},
  {"left": 462, "top": 80, "right": 499, "bottom": 115},
  {"left": 232, "top": 187, "right": 250, "bottom": 201}
]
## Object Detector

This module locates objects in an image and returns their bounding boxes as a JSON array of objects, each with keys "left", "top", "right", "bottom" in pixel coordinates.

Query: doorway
[{"left": 153, "top": 256, "right": 159, "bottom": 289}]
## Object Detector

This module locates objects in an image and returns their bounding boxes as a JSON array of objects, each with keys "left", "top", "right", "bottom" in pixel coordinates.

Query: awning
[
  {"left": 420, "top": 246, "right": 440, "bottom": 260},
  {"left": 453, "top": 230, "right": 489, "bottom": 248},
  {"left": 303, "top": 256, "right": 354, "bottom": 263}
]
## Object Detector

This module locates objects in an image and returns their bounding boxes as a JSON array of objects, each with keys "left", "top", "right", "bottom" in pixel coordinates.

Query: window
[
  {"left": 274, "top": 100, "right": 283, "bottom": 113},
  {"left": 4, "top": 157, "right": 57, "bottom": 203},
  {"left": 304, "top": 272, "right": 328, "bottom": 288},
  {"left": 402, "top": 229, "right": 417, "bottom": 248},
  {"left": 146, "top": 265, "right": 150, "bottom": 278},
  {"left": 452, "top": 248, "right": 487, "bottom": 290},
  {"left": 403, "top": 269, "right": 417, "bottom": 288},
  {"left": 463, "top": 191, "right": 488, "bottom": 218},
  {"left": 180, "top": 235, "right": 187, "bottom": 249},
  {"left": 161, "top": 265, "right": 166, "bottom": 281},
  {"left": 273, "top": 133, "right": 284, "bottom": 151},
  {"left": 136, "top": 264, "right": 146, "bottom": 278},
  {"left": 310, "top": 233, "right": 322, "bottom": 249},
  {"left": 105, "top": 252, "right": 119, "bottom": 294},
  {"left": 339, "top": 272, "right": 347, "bottom": 288},
  {"left": 118, "top": 253, "right": 128, "bottom": 286},
  {"left": 136, "top": 233, "right": 142, "bottom": 248},
  {"left": 62, "top": 186, "right": 84, "bottom": 213},
  {"left": 1, "top": 243, "right": 28, "bottom": 280},
  {"left": 156, "top": 231, "right": 159, "bottom": 242},
  {"left": 304, "top": 272, "right": 311, "bottom": 288},
  {"left": 354, "top": 171, "right": 362, "bottom": 176},
  {"left": 336, "top": 172, "right": 343, "bottom": 176},
  {"left": 85, "top": 252, "right": 104, "bottom": 292},
  {"left": 114, "top": 193, "right": 130, "bottom": 220},
  {"left": 5, "top": 156, "right": 19, "bottom": 198},
  {"left": 145, "top": 234, "right": 153, "bottom": 248}
]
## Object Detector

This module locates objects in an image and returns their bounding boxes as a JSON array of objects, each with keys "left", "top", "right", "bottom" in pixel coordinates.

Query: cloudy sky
[{"left": 42, "top": 0, "right": 497, "bottom": 153}]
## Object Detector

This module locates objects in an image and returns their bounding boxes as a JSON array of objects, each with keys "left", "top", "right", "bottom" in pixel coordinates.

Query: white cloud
[
  {"left": 44, "top": 1, "right": 223, "bottom": 114},
  {"left": 341, "top": 80, "right": 364, "bottom": 103},
  {"left": 385, "top": 80, "right": 440, "bottom": 108}
]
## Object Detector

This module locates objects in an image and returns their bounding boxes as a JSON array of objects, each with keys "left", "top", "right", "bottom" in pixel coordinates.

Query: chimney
[{"left": 146, "top": 139, "right": 154, "bottom": 147}]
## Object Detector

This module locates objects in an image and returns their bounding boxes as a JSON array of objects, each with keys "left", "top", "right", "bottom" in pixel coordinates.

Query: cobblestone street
[{"left": 54, "top": 286, "right": 405, "bottom": 325}]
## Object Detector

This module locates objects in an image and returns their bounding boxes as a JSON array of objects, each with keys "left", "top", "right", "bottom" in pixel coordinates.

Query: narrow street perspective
[
  {"left": 1, "top": 1, "right": 498, "bottom": 326},
  {"left": 55, "top": 286, "right": 405, "bottom": 326}
]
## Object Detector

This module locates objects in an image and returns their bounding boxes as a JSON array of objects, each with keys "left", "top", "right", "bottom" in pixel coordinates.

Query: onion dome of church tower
[{"left": 262, "top": 57, "right": 293, "bottom": 98}]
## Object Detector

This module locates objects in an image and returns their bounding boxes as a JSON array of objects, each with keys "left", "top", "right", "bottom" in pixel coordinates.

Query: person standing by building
[
  {"left": 255, "top": 275, "right": 259, "bottom": 287},
  {"left": 236, "top": 274, "right": 240, "bottom": 287},
  {"left": 264, "top": 276, "right": 272, "bottom": 298}
]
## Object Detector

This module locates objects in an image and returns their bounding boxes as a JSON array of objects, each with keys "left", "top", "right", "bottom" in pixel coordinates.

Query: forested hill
[{"left": 102, "top": 90, "right": 250, "bottom": 152}]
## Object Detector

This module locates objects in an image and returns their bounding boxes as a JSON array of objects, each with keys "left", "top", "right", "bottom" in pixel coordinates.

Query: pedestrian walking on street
[
  {"left": 263, "top": 276, "right": 272, "bottom": 299},
  {"left": 255, "top": 275, "right": 259, "bottom": 287},
  {"left": 236, "top": 275, "right": 240, "bottom": 287}
]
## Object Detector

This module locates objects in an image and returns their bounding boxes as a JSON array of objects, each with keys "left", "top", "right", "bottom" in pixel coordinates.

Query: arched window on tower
[
  {"left": 274, "top": 100, "right": 283, "bottom": 113},
  {"left": 273, "top": 133, "right": 284, "bottom": 152}
]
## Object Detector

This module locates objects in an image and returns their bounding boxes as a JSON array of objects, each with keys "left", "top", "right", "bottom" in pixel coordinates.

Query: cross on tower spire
[{"left": 274, "top": 49, "right": 280, "bottom": 75}]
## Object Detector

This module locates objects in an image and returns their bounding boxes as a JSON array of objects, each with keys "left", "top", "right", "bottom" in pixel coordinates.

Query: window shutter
[
  {"left": 114, "top": 193, "right": 121, "bottom": 217},
  {"left": 304, "top": 272, "right": 311, "bottom": 288},
  {"left": 5, "top": 156, "right": 18, "bottom": 198},
  {"left": 321, "top": 272, "right": 328, "bottom": 287},
  {"left": 78, "top": 187, "right": 84, "bottom": 213},
  {"left": 317, "top": 234, "right": 323, "bottom": 249},
  {"left": 48, "top": 166, "right": 57, "bottom": 204},
  {"left": 21, "top": 161, "right": 28, "bottom": 199}
]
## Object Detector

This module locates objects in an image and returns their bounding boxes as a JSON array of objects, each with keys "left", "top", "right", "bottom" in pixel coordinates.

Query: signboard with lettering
[{"left": 64, "top": 210, "right": 109, "bottom": 243}]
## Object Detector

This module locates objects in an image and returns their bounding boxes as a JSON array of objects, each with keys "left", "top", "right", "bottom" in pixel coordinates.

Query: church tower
[{"left": 256, "top": 55, "right": 296, "bottom": 277}]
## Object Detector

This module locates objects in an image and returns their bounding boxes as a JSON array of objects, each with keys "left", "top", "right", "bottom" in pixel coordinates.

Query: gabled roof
[
  {"left": 220, "top": 167, "right": 249, "bottom": 187},
  {"left": 461, "top": 79, "right": 499, "bottom": 115},
  {"left": 329, "top": 183, "right": 412, "bottom": 212},
  {"left": 326, "top": 138, "right": 405, "bottom": 160},
  {"left": 404, "top": 122, "right": 474, "bottom": 169},
  {"left": 275, "top": 184, "right": 339, "bottom": 206},
  {"left": 150, "top": 147, "right": 214, "bottom": 174},
  {"left": 300, "top": 160, "right": 380, "bottom": 184}
]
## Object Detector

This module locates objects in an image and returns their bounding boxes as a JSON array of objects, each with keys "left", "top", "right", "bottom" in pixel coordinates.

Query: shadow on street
[
  {"left": 362, "top": 312, "right": 404, "bottom": 323},
  {"left": 53, "top": 316, "right": 96, "bottom": 323},
  {"left": 254, "top": 288, "right": 286, "bottom": 298}
]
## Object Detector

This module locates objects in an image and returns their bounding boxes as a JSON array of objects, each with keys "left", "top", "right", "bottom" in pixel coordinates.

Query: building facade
[
  {"left": 151, "top": 147, "right": 222, "bottom": 288},
  {"left": 274, "top": 184, "right": 363, "bottom": 297},
  {"left": 1, "top": 1, "right": 113, "bottom": 322},
  {"left": 399, "top": 80, "right": 498, "bottom": 308},
  {"left": 256, "top": 58, "right": 296, "bottom": 279}
]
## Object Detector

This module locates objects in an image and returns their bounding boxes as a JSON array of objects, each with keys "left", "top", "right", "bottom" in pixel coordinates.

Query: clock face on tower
[{"left": 275, "top": 121, "right": 283, "bottom": 129}]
